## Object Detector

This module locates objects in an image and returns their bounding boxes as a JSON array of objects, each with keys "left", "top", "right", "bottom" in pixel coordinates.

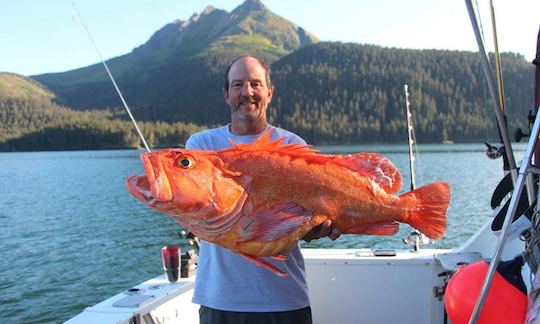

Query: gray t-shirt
[{"left": 185, "top": 124, "right": 310, "bottom": 311}]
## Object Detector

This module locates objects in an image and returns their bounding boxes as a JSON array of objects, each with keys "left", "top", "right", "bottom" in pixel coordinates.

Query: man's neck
[{"left": 230, "top": 120, "right": 268, "bottom": 136}]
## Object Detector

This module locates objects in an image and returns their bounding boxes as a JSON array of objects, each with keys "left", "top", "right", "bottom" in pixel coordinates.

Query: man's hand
[{"left": 303, "top": 220, "right": 341, "bottom": 242}]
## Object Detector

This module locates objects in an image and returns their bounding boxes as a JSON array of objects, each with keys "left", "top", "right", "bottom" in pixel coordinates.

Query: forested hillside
[
  {"left": 97, "top": 42, "right": 533, "bottom": 144},
  {"left": 0, "top": 73, "right": 205, "bottom": 151},
  {"left": 1, "top": 42, "right": 535, "bottom": 151},
  {"left": 269, "top": 43, "right": 534, "bottom": 143}
]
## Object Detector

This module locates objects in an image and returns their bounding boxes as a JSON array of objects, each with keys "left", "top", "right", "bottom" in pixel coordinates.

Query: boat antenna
[
  {"left": 404, "top": 84, "right": 416, "bottom": 191},
  {"left": 402, "top": 85, "right": 428, "bottom": 252},
  {"left": 71, "top": 4, "right": 151, "bottom": 152}
]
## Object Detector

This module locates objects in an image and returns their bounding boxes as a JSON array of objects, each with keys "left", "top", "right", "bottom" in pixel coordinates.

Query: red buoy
[{"left": 444, "top": 259, "right": 527, "bottom": 324}]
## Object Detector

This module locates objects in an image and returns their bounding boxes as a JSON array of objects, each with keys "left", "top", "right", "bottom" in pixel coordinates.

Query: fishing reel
[
  {"left": 514, "top": 128, "right": 529, "bottom": 142},
  {"left": 177, "top": 230, "right": 200, "bottom": 278},
  {"left": 484, "top": 142, "right": 504, "bottom": 159},
  {"left": 514, "top": 109, "right": 536, "bottom": 142},
  {"left": 178, "top": 230, "right": 200, "bottom": 251},
  {"left": 403, "top": 229, "right": 430, "bottom": 251}
]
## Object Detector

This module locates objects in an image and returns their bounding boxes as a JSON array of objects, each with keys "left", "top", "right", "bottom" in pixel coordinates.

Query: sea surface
[{"left": 0, "top": 143, "right": 527, "bottom": 323}]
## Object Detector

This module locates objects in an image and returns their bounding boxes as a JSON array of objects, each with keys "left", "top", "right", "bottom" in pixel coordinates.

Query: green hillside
[
  {"left": 0, "top": 72, "right": 205, "bottom": 151},
  {"left": 0, "top": 73, "right": 56, "bottom": 100},
  {"left": 269, "top": 43, "right": 534, "bottom": 143}
]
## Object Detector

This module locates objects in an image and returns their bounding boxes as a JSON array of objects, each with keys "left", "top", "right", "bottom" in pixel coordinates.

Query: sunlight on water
[{"left": 0, "top": 143, "right": 527, "bottom": 323}]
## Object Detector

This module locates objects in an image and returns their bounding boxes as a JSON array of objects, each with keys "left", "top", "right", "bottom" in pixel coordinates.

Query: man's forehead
[{"left": 228, "top": 58, "right": 266, "bottom": 79}]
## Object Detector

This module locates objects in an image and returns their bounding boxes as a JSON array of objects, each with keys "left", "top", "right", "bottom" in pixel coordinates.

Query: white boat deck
[
  {"left": 64, "top": 276, "right": 198, "bottom": 324},
  {"left": 65, "top": 248, "right": 469, "bottom": 324},
  {"left": 65, "top": 217, "right": 529, "bottom": 324}
]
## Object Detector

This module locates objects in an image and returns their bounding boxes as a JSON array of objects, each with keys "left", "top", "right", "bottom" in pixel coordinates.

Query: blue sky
[{"left": 1, "top": 0, "right": 538, "bottom": 76}]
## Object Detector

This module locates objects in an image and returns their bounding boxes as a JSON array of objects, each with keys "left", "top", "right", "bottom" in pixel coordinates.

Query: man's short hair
[{"left": 223, "top": 55, "right": 272, "bottom": 91}]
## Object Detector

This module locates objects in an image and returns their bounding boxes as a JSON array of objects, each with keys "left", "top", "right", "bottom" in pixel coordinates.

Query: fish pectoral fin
[
  {"left": 341, "top": 221, "right": 399, "bottom": 235},
  {"left": 238, "top": 253, "right": 289, "bottom": 277},
  {"left": 237, "top": 203, "right": 313, "bottom": 243}
]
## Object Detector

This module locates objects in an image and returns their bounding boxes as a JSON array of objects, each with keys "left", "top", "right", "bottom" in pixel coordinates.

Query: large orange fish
[{"left": 126, "top": 131, "right": 450, "bottom": 277}]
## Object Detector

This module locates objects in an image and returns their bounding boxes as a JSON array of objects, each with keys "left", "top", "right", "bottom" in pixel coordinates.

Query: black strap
[
  {"left": 490, "top": 172, "right": 513, "bottom": 209},
  {"left": 491, "top": 196, "right": 534, "bottom": 232},
  {"left": 490, "top": 170, "right": 534, "bottom": 232},
  {"left": 495, "top": 255, "right": 527, "bottom": 294}
]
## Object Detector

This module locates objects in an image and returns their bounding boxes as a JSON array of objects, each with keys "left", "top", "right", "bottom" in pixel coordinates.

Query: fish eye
[{"left": 176, "top": 156, "right": 195, "bottom": 169}]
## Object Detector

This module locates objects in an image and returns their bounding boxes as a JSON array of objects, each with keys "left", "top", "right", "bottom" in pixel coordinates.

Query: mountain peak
[
  {"left": 238, "top": 0, "right": 266, "bottom": 11},
  {"left": 224, "top": 0, "right": 318, "bottom": 52},
  {"left": 32, "top": 0, "right": 318, "bottom": 101},
  {"left": 230, "top": 0, "right": 268, "bottom": 18},
  {"left": 203, "top": 5, "right": 215, "bottom": 15}
]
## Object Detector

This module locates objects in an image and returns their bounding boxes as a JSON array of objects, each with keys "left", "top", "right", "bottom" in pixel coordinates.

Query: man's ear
[{"left": 267, "top": 85, "right": 274, "bottom": 101}]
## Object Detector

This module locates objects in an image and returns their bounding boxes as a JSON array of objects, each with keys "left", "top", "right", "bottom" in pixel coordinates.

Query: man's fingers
[
  {"left": 318, "top": 220, "right": 332, "bottom": 236},
  {"left": 303, "top": 220, "right": 340, "bottom": 242},
  {"left": 330, "top": 228, "right": 341, "bottom": 241}
]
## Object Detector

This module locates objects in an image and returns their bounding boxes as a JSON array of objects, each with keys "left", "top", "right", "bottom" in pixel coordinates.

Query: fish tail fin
[{"left": 400, "top": 182, "right": 450, "bottom": 240}]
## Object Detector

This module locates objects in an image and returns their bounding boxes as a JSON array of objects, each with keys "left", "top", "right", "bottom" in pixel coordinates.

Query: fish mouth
[
  {"left": 126, "top": 175, "right": 155, "bottom": 204},
  {"left": 126, "top": 153, "right": 173, "bottom": 205}
]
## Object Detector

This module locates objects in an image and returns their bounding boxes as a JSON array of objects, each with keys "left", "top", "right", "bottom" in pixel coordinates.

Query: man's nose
[{"left": 241, "top": 82, "right": 254, "bottom": 96}]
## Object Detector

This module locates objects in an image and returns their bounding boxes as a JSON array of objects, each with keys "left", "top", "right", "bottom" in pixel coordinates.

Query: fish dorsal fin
[
  {"left": 228, "top": 129, "right": 318, "bottom": 157},
  {"left": 334, "top": 153, "right": 402, "bottom": 194}
]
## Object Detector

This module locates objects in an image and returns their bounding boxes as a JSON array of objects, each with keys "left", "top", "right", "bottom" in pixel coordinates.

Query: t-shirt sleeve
[
  {"left": 282, "top": 132, "right": 307, "bottom": 145},
  {"left": 290, "top": 134, "right": 307, "bottom": 145},
  {"left": 185, "top": 134, "right": 203, "bottom": 150}
]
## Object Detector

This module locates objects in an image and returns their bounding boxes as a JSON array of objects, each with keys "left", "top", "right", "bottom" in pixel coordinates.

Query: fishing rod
[
  {"left": 534, "top": 28, "right": 540, "bottom": 166},
  {"left": 465, "top": 1, "right": 536, "bottom": 323},
  {"left": 71, "top": 4, "right": 151, "bottom": 152},
  {"left": 404, "top": 85, "right": 416, "bottom": 191},
  {"left": 489, "top": 0, "right": 506, "bottom": 115},
  {"left": 465, "top": 0, "right": 516, "bottom": 182},
  {"left": 402, "top": 84, "right": 429, "bottom": 252}
]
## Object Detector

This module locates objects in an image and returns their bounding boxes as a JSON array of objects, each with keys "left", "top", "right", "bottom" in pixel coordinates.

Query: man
[{"left": 185, "top": 55, "right": 340, "bottom": 324}]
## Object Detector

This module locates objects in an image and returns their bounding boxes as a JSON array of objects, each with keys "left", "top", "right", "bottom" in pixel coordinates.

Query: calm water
[{"left": 0, "top": 143, "right": 526, "bottom": 323}]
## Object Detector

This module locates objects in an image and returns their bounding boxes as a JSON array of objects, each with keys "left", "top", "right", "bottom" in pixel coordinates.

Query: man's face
[{"left": 224, "top": 57, "right": 273, "bottom": 123}]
